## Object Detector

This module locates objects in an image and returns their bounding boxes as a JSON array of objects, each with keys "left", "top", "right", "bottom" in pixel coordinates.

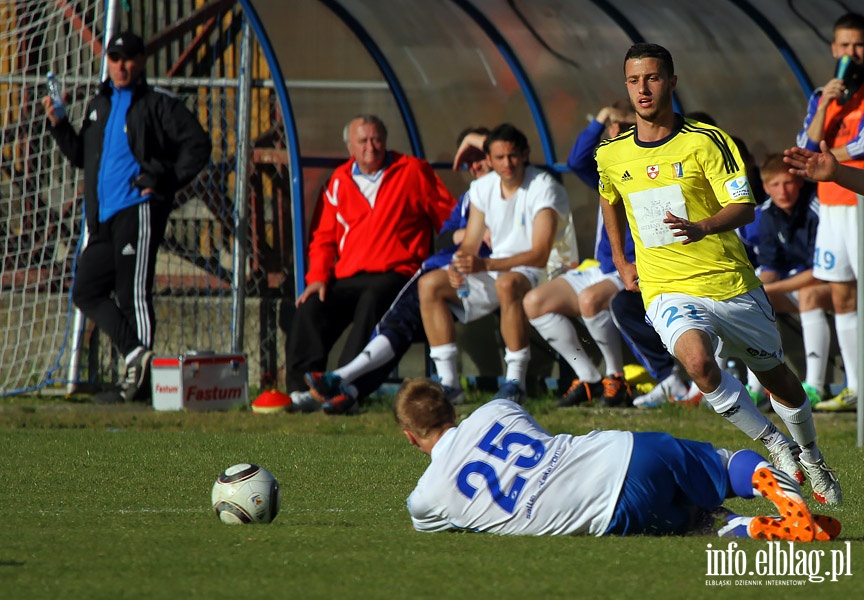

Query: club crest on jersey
[
  {"left": 672, "top": 162, "right": 683, "bottom": 178},
  {"left": 647, "top": 165, "right": 659, "bottom": 179}
]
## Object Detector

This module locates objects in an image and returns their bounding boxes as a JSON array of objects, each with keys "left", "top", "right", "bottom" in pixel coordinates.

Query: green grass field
[{"left": 1, "top": 392, "right": 862, "bottom": 599}]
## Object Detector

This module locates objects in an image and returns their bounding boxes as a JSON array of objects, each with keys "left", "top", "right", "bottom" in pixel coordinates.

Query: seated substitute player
[
  {"left": 754, "top": 154, "right": 832, "bottom": 406},
  {"left": 282, "top": 115, "right": 456, "bottom": 401},
  {"left": 419, "top": 123, "right": 574, "bottom": 404},
  {"left": 597, "top": 43, "right": 841, "bottom": 505},
  {"left": 522, "top": 103, "right": 637, "bottom": 408},
  {"left": 394, "top": 378, "right": 840, "bottom": 540},
  {"left": 300, "top": 127, "right": 493, "bottom": 414}
]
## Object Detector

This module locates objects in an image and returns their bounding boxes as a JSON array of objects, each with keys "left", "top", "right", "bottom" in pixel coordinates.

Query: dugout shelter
[{"left": 0, "top": 0, "right": 855, "bottom": 429}]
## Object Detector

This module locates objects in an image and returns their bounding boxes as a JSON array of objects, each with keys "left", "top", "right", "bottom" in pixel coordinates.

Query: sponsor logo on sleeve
[{"left": 725, "top": 176, "right": 751, "bottom": 199}]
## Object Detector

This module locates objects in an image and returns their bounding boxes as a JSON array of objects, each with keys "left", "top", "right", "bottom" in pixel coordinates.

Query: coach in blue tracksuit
[{"left": 43, "top": 31, "right": 211, "bottom": 404}]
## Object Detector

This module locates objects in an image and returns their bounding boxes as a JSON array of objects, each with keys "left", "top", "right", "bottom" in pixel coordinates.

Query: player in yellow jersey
[{"left": 596, "top": 43, "right": 841, "bottom": 506}]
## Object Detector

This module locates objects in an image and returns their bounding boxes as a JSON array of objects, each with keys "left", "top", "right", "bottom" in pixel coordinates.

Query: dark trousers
[
  {"left": 73, "top": 200, "right": 170, "bottom": 357},
  {"left": 610, "top": 290, "right": 676, "bottom": 381},
  {"left": 284, "top": 271, "right": 409, "bottom": 392},
  {"left": 350, "top": 269, "right": 427, "bottom": 398}
]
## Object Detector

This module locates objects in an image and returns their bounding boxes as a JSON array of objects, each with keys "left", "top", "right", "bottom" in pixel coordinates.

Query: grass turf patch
[{"left": 0, "top": 395, "right": 862, "bottom": 599}]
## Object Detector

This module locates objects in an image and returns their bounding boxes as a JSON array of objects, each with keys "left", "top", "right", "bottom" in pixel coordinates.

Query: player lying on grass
[{"left": 394, "top": 378, "right": 840, "bottom": 541}]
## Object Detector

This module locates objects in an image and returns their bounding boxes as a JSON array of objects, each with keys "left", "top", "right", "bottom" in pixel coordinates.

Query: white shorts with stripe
[
  {"left": 645, "top": 288, "right": 785, "bottom": 372},
  {"left": 813, "top": 203, "right": 859, "bottom": 282},
  {"left": 559, "top": 265, "right": 624, "bottom": 295},
  {"left": 449, "top": 266, "right": 544, "bottom": 324}
]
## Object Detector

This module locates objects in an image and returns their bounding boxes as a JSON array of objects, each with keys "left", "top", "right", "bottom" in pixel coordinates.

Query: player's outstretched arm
[
  {"left": 784, "top": 140, "right": 864, "bottom": 195},
  {"left": 784, "top": 141, "right": 838, "bottom": 182}
]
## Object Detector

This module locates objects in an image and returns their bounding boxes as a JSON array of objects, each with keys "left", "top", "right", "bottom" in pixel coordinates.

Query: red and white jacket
[{"left": 306, "top": 152, "right": 456, "bottom": 285}]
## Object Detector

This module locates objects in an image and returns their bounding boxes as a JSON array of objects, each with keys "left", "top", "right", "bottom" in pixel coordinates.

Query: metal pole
[
  {"left": 858, "top": 193, "right": 863, "bottom": 447},
  {"left": 231, "top": 16, "right": 253, "bottom": 354},
  {"left": 65, "top": 228, "right": 88, "bottom": 395},
  {"left": 101, "top": 1, "right": 120, "bottom": 81}
]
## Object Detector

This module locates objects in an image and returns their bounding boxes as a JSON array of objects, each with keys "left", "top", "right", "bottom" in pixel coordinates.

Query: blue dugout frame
[{"left": 238, "top": 0, "right": 817, "bottom": 294}]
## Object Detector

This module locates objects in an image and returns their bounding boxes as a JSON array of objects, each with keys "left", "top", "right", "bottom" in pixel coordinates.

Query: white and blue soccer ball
[{"left": 211, "top": 463, "right": 281, "bottom": 524}]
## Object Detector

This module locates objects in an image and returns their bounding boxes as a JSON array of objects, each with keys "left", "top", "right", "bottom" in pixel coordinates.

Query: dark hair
[
  {"left": 731, "top": 136, "right": 755, "bottom": 168},
  {"left": 624, "top": 43, "right": 675, "bottom": 77},
  {"left": 834, "top": 12, "right": 864, "bottom": 34},
  {"left": 483, "top": 123, "right": 529, "bottom": 155},
  {"left": 456, "top": 126, "right": 490, "bottom": 146}
]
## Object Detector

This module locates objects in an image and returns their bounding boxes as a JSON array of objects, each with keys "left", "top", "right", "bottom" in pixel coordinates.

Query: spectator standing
[
  {"left": 597, "top": 43, "right": 841, "bottom": 505},
  {"left": 43, "top": 31, "right": 211, "bottom": 404},
  {"left": 282, "top": 115, "right": 456, "bottom": 398},
  {"left": 795, "top": 12, "right": 864, "bottom": 412}
]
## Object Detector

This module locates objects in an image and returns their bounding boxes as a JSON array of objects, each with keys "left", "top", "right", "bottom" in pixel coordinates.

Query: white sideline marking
[{"left": 36, "top": 507, "right": 398, "bottom": 516}]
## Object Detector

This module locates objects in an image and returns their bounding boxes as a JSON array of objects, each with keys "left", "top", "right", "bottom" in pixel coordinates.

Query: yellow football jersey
[{"left": 595, "top": 117, "right": 761, "bottom": 305}]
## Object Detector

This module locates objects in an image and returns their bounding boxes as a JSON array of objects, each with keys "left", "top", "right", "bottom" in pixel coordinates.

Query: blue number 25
[{"left": 456, "top": 422, "right": 546, "bottom": 513}]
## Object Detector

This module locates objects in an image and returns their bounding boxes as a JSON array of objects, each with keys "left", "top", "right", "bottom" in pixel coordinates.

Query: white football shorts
[
  {"left": 449, "top": 266, "right": 544, "bottom": 323},
  {"left": 645, "top": 288, "right": 785, "bottom": 371},
  {"left": 560, "top": 265, "right": 624, "bottom": 295},
  {"left": 813, "top": 203, "right": 859, "bottom": 282}
]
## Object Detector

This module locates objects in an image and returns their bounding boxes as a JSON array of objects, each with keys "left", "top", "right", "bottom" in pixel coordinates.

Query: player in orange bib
[{"left": 796, "top": 12, "right": 864, "bottom": 412}]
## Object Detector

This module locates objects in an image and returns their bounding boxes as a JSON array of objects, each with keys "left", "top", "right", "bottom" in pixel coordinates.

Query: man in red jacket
[{"left": 284, "top": 115, "right": 456, "bottom": 399}]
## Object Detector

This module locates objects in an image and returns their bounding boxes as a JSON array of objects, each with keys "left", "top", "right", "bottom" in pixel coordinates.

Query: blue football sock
[{"left": 727, "top": 449, "right": 769, "bottom": 498}]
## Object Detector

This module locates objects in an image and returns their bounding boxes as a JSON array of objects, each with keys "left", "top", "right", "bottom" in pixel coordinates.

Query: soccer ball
[{"left": 211, "top": 463, "right": 281, "bottom": 524}]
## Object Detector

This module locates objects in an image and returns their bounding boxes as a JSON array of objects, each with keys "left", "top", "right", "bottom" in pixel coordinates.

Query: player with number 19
[{"left": 394, "top": 378, "right": 840, "bottom": 540}]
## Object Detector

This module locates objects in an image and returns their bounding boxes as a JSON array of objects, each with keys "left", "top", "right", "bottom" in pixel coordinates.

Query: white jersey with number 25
[{"left": 407, "top": 399, "right": 633, "bottom": 536}]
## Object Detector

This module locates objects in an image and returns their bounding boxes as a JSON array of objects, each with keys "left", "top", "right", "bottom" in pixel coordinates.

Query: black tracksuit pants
[
  {"left": 73, "top": 200, "right": 171, "bottom": 358},
  {"left": 284, "top": 271, "right": 409, "bottom": 393}
]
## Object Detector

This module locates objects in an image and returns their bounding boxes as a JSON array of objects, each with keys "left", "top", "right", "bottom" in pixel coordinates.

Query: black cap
[{"left": 105, "top": 31, "right": 146, "bottom": 58}]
